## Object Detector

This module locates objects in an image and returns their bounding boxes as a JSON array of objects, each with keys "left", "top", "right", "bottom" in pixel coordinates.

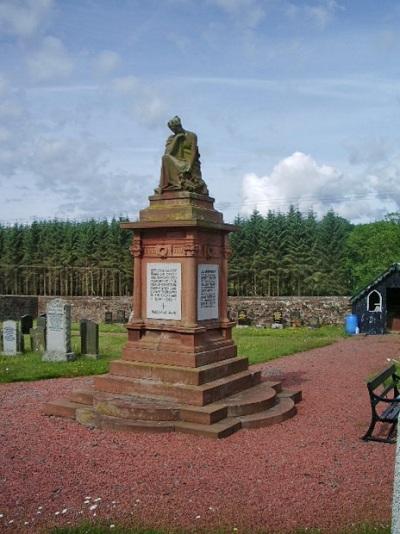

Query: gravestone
[
  {"left": 37, "top": 314, "right": 47, "bottom": 330},
  {"left": 21, "top": 314, "right": 33, "bottom": 335},
  {"left": 30, "top": 326, "right": 46, "bottom": 352},
  {"left": 116, "top": 309, "right": 126, "bottom": 323},
  {"left": 42, "top": 299, "right": 75, "bottom": 361},
  {"left": 237, "top": 309, "right": 251, "bottom": 326},
  {"left": 80, "top": 320, "right": 99, "bottom": 359},
  {"left": 2, "top": 320, "right": 23, "bottom": 355},
  {"left": 104, "top": 311, "right": 113, "bottom": 324}
]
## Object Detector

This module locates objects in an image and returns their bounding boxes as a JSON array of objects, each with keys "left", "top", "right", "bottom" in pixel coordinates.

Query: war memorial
[{"left": 43, "top": 116, "right": 301, "bottom": 438}]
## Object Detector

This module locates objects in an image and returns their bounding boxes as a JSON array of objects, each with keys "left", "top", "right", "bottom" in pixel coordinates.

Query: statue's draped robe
[{"left": 159, "top": 131, "right": 205, "bottom": 193}]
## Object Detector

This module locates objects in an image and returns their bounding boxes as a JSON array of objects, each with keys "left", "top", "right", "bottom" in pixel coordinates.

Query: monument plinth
[{"left": 43, "top": 116, "right": 301, "bottom": 438}]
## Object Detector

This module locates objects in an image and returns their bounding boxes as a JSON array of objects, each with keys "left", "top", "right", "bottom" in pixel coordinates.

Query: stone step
[
  {"left": 42, "top": 400, "right": 82, "bottom": 419},
  {"left": 279, "top": 388, "right": 302, "bottom": 404},
  {"left": 69, "top": 388, "right": 94, "bottom": 405},
  {"left": 175, "top": 418, "right": 241, "bottom": 439},
  {"left": 97, "top": 414, "right": 174, "bottom": 433},
  {"left": 93, "top": 392, "right": 181, "bottom": 422},
  {"left": 238, "top": 397, "right": 296, "bottom": 429},
  {"left": 218, "top": 382, "right": 278, "bottom": 416},
  {"left": 122, "top": 343, "right": 237, "bottom": 368},
  {"left": 94, "top": 369, "right": 261, "bottom": 407},
  {"left": 261, "top": 379, "right": 282, "bottom": 393},
  {"left": 109, "top": 356, "right": 249, "bottom": 386}
]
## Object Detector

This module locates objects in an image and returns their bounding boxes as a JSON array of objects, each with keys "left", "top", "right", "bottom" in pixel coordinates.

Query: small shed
[{"left": 351, "top": 263, "right": 400, "bottom": 334}]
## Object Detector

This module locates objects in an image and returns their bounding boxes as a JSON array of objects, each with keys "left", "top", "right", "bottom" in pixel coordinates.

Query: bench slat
[{"left": 368, "top": 364, "right": 396, "bottom": 391}]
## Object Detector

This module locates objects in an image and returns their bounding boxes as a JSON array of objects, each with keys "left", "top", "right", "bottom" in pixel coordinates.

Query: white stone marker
[
  {"left": 146, "top": 263, "right": 181, "bottom": 320},
  {"left": 392, "top": 419, "right": 400, "bottom": 533},
  {"left": 42, "top": 298, "right": 75, "bottom": 361},
  {"left": 197, "top": 264, "right": 219, "bottom": 321},
  {"left": 2, "top": 320, "right": 22, "bottom": 355}
]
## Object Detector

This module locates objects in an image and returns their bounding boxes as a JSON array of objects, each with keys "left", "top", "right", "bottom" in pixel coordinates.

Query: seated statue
[{"left": 156, "top": 116, "right": 208, "bottom": 195}]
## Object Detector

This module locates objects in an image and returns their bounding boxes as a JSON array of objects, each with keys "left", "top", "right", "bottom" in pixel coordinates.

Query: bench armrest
[{"left": 371, "top": 392, "right": 400, "bottom": 403}]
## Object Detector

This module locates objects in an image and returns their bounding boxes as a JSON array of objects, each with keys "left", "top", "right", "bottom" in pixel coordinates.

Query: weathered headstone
[
  {"left": 80, "top": 320, "right": 99, "bottom": 359},
  {"left": 2, "top": 320, "right": 23, "bottom": 355},
  {"left": 104, "top": 311, "right": 113, "bottom": 324},
  {"left": 116, "top": 309, "right": 126, "bottom": 323},
  {"left": 37, "top": 314, "right": 47, "bottom": 330},
  {"left": 42, "top": 299, "right": 75, "bottom": 361},
  {"left": 237, "top": 309, "right": 251, "bottom": 326},
  {"left": 21, "top": 314, "right": 33, "bottom": 335},
  {"left": 30, "top": 326, "right": 46, "bottom": 352}
]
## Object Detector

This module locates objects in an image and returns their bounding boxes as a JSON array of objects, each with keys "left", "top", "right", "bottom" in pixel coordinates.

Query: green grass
[
  {"left": 0, "top": 330, "right": 125, "bottom": 383},
  {"left": 234, "top": 325, "right": 345, "bottom": 365},
  {"left": 0, "top": 325, "right": 345, "bottom": 384}
]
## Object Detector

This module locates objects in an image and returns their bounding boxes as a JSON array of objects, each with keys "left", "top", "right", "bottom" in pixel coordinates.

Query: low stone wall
[
  {"left": 1, "top": 295, "right": 350, "bottom": 326},
  {"left": 38, "top": 296, "right": 132, "bottom": 323},
  {"left": 228, "top": 296, "right": 351, "bottom": 326},
  {"left": 0, "top": 296, "right": 38, "bottom": 321}
]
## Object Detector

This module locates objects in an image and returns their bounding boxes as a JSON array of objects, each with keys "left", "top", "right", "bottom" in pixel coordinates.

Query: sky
[{"left": 1, "top": 0, "right": 400, "bottom": 225}]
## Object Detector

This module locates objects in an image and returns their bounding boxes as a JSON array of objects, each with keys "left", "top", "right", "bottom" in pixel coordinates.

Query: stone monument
[
  {"left": 80, "top": 319, "right": 99, "bottom": 359},
  {"left": 2, "top": 320, "right": 23, "bottom": 355},
  {"left": 43, "top": 117, "right": 301, "bottom": 438},
  {"left": 42, "top": 299, "right": 75, "bottom": 362}
]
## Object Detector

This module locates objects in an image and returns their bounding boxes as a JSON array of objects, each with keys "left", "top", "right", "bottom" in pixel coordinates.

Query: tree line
[
  {"left": 0, "top": 210, "right": 400, "bottom": 297},
  {"left": 0, "top": 219, "right": 133, "bottom": 296}
]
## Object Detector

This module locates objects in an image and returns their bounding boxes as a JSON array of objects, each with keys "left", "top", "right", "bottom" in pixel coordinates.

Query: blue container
[{"left": 345, "top": 314, "right": 358, "bottom": 335}]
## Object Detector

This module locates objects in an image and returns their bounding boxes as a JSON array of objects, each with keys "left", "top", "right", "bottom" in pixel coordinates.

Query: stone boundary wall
[
  {"left": 37, "top": 296, "right": 132, "bottom": 323},
  {"left": 1, "top": 295, "right": 350, "bottom": 325},
  {"left": 228, "top": 296, "right": 351, "bottom": 326}
]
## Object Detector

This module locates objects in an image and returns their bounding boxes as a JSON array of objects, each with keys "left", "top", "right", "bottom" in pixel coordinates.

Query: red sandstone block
[
  {"left": 93, "top": 393, "right": 180, "bottom": 421},
  {"left": 69, "top": 389, "right": 94, "bottom": 405},
  {"left": 238, "top": 398, "right": 296, "bottom": 429},
  {"left": 42, "top": 399, "right": 82, "bottom": 419},
  {"left": 178, "top": 404, "right": 227, "bottom": 425},
  {"left": 279, "top": 389, "right": 302, "bottom": 404},
  {"left": 97, "top": 414, "right": 174, "bottom": 433},
  {"left": 122, "top": 344, "right": 236, "bottom": 368},
  {"left": 110, "top": 356, "right": 249, "bottom": 386},
  {"left": 175, "top": 418, "right": 241, "bottom": 439},
  {"left": 221, "top": 382, "right": 277, "bottom": 416}
]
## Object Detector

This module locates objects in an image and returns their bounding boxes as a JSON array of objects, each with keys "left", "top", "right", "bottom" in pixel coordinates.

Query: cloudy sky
[{"left": 1, "top": 0, "right": 400, "bottom": 225}]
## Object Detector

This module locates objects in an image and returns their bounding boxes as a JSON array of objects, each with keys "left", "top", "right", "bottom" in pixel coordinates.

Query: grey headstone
[
  {"left": 80, "top": 320, "right": 99, "bottom": 359},
  {"left": 30, "top": 326, "right": 46, "bottom": 353},
  {"left": 2, "top": 320, "right": 23, "bottom": 355},
  {"left": 104, "top": 311, "right": 113, "bottom": 324},
  {"left": 42, "top": 299, "right": 75, "bottom": 362},
  {"left": 21, "top": 314, "right": 33, "bottom": 335},
  {"left": 116, "top": 309, "right": 126, "bottom": 323},
  {"left": 37, "top": 314, "right": 47, "bottom": 330}
]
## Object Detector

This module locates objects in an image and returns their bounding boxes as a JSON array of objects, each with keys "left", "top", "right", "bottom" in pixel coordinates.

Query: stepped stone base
[{"left": 43, "top": 361, "right": 301, "bottom": 439}]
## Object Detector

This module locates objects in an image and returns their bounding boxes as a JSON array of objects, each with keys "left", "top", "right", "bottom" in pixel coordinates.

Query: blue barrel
[{"left": 345, "top": 314, "right": 358, "bottom": 335}]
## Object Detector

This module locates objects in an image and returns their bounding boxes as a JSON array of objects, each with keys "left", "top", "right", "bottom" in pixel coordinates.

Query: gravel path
[{"left": 1, "top": 334, "right": 399, "bottom": 533}]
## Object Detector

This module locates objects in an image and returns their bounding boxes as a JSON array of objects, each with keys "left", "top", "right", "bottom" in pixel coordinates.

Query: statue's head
[{"left": 167, "top": 115, "right": 183, "bottom": 133}]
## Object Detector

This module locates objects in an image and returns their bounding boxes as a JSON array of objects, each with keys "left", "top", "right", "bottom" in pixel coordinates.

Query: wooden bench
[{"left": 362, "top": 364, "right": 400, "bottom": 444}]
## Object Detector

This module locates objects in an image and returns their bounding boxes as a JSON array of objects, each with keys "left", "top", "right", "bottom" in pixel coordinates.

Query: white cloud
[
  {"left": 27, "top": 36, "right": 73, "bottom": 82},
  {"left": 93, "top": 50, "right": 121, "bottom": 76},
  {"left": 112, "top": 76, "right": 167, "bottom": 128},
  {"left": 0, "top": 0, "right": 53, "bottom": 38},
  {"left": 240, "top": 151, "right": 400, "bottom": 222},
  {"left": 286, "top": 0, "right": 343, "bottom": 30},
  {"left": 209, "top": 0, "right": 266, "bottom": 28}
]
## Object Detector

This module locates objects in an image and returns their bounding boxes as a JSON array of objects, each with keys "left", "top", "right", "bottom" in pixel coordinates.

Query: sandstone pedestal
[{"left": 44, "top": 192, "right": 301, "bottom": 438}]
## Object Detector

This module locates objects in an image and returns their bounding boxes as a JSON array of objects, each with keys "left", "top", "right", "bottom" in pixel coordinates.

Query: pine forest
[{"left": 1, "top": 209, "right": 400, "bottom": 297}]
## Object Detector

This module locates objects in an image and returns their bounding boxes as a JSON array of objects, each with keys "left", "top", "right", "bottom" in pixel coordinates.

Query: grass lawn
[{"left": 0, "top": 324, "right": 345, "bottom": 384}]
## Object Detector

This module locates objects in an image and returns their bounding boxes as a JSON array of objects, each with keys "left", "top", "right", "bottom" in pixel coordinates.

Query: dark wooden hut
[{"left": 351, "top": 263, "right": 400, "bottom": 334}]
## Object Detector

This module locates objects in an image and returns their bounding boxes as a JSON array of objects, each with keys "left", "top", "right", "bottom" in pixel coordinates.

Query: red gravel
[{"left": 1, "top": 335, "right": 399, "bottom": 533}]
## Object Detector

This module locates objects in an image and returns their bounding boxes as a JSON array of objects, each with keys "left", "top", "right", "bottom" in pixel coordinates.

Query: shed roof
[{"left": 351, "top": 263, "right": 400, "bottom": 303}]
